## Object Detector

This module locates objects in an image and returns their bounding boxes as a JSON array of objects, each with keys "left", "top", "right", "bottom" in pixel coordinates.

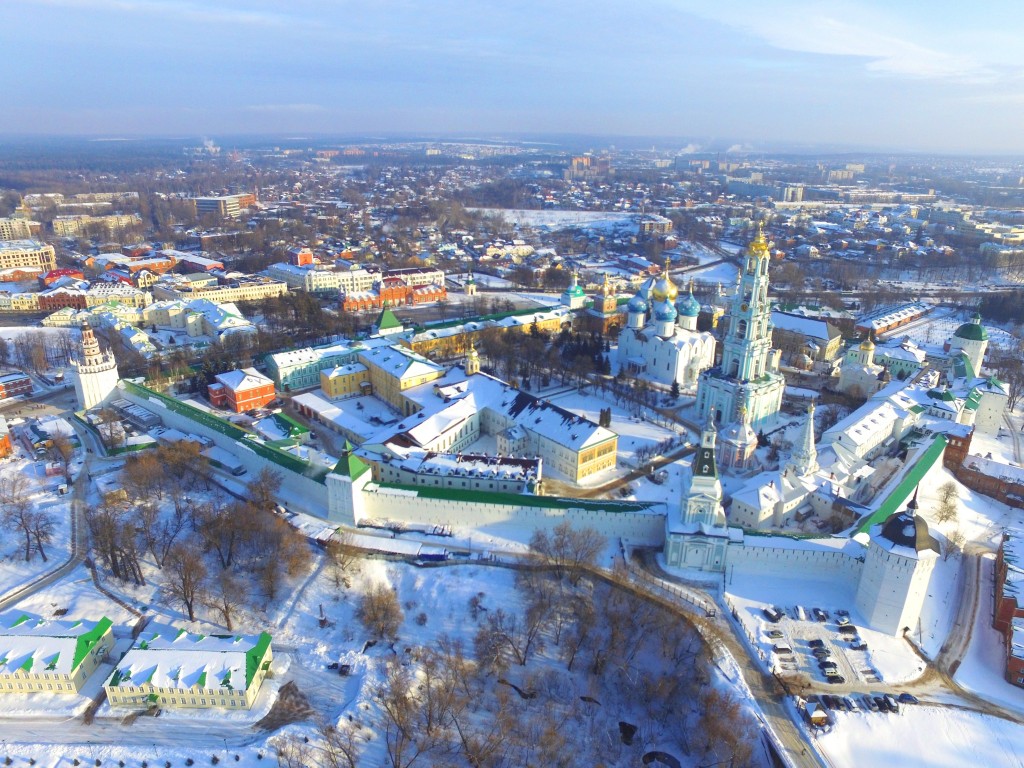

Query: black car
[
  {"left": 826, "top": 675, "right": 846, "bottom": 685},
  {"left": 897, "top": 693, "right": 919, "bottom": 705},
  {"left": 809, "top": 638, "right": 826, "bottom": 649},
  {"left": 819, "top": 660, "right": 839, "bottom": 671}
]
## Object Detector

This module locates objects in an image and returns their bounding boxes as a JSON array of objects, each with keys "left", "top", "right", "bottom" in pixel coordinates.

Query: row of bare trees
[
  {"left": 303, "top": 522, "right": 758, "bottom": 768},
  {"left": 86, "top": 448, "right": 312, "bottom": 624},
  {"left": 0, "top": 475, "right": 55, "bottom": 562}
]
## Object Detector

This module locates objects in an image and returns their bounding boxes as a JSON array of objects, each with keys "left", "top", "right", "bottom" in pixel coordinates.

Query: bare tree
[
  {"left": 317, "top": 718, "right": 362, "bottom": 768},
  {"left": 529, "top": 521, "right": 606, "bottom": 585},
  {"left": 47, "top": 434, "right": 76, "bottom": 483},
  {"left": 358, "top": 583, "right": 404, "bottom": 641},
  {"left": 207, "top": 569, "right": 242, "bottom": 630},
  {"left": 935, "top": 482, "right": 959, "bottom": 524},
  {"left": 326, "top": 531, "right": 360, "bottom": 588},
  {"left": 0, "top": 474, "right": 37, "bottom": 561},
  {"left": 164, "top": 544, "right": 207, "bottom": 621},
  {"left": 944, "top": 528, "right": 967, "bottom": 561}
]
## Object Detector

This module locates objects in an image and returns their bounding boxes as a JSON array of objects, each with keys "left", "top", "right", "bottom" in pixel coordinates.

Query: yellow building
[
  {"left": 405, "top": 306, "right": 572, "bottom": 361},
  {"left": 320, "top": 362, "right": 371, "bottom": 399},
  {"left": 105, "top": 629, "right": 273, "bottom": 710},
  {"left": 0, "top": 615, "right": 114, "bottom": 695}
]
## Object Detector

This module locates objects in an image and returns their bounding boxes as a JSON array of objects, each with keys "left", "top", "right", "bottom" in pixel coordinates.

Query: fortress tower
[{"left": 71, "top": 322, "right": 120, "bottom": 411}]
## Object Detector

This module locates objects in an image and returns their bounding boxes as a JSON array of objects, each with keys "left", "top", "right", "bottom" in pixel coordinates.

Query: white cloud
[{"left": 673, "top": 1, "right": 1006, "bottom": 85}]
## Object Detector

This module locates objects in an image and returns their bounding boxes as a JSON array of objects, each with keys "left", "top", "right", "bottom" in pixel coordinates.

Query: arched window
[{"left": 737, "top": 320, "right": 747, "bottom": 340}]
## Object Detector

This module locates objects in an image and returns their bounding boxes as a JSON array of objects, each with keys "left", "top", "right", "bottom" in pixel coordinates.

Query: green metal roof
[
  {"left": 855, "top": 434, "right": 947, "bottom": 534},
  {"left": 375, "top": 482, "right": 658, "bottom": 513},
  {"left": 375, "top": 308, "right": 403, "bottom": 330},
  {"left": 71, "top": 617, "right": 112, "bottom": 673},
  {"left": 954, "top": 321, "right": 988, "bottom": 341},
  {"left": 334, "top": 441, "right": 370, "bottom": 481},
  {"left": 245, "top": 632, "right": 273, "bottom": 688}
]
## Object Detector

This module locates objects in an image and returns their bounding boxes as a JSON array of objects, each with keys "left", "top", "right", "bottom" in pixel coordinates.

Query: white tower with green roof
[
  {"left": 326, "top": 441, "right": 372, "bottom": 525},
  {"left": 948, "top": 311, "right": 988, "bottom": 376},
  {"left": 664, "top": 416, "right": 730, "bottom": 571},
  {"left": 561, "top": 271, "right": 587, "bottom": 310}
]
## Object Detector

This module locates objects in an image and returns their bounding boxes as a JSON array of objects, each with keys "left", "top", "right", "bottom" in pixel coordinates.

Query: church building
[{"left": 615, "top": 262, "right": 715, "bottom": 388}]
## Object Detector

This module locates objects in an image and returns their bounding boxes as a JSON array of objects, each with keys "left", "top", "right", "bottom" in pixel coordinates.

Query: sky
[{"left": 3, "top": 0, "right": 1024, "bottom": 154}]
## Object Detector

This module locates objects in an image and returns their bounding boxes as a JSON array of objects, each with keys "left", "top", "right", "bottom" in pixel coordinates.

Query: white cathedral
[
  {"left": 615, "top": 263, "right": 716, "bottom": 388},
  {"left": 695, "top": 226, "right": 784, "bottom": 432}
]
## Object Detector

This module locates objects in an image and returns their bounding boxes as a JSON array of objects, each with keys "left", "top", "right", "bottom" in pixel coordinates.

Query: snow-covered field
[
  {"left": 817, "top": 704, "right": 1024, "bottom": 768},
  {"left": 467, "top": 207, "right": 639, "bottom": 234}
]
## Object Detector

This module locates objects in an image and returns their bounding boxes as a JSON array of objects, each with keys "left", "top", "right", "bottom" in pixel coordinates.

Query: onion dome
[
  {"left": 627, "top": 292, "right": 648, "bottom": 314},
  {"left": 650, "top": 258, "right": 678, "bottom": 303},
  {"left": 653, "top": 299, "right": 678, "bottom": 323},
  {"left": 677, "top": 281, "right": 700, "bottom": 317},
  {"left": 953, "top": 312, "right": 988, "bottom": 342},
  {"left": 859, "top": 337, "right": 875, "bottom": 351}
]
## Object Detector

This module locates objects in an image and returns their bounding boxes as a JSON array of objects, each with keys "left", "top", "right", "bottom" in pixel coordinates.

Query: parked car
[
  {"left": 897, "top": 693, "right": 919, "bottom": 705},
  {"left": 813, "top": 648, "right": 832, "bottom": 659},
  {"left": 883, "top": 695, "right": 900, "bottom": 713},
  {"left": 874, "top": 696, "right": 889, "bottom": 712},
  {"left": 809, "top": 638, "right": 826, "bottom": 649},
  {"left": 819, "top": 660, "right": 839, "bottom": 671},
  {"left": 843, "top": 696, "right": 857, "bottom": 712},
  {"left": 826, "top": 675, "right": 846, "bottom": 685},
  {"left": 763, "top": 606, "right": 784, "bottom": 623},
  {"left": 766, "top": 629, "right": 784, "bottom": 639},
  {"left": 813, "top": 608, "right": 828, "bottom": 622},
  {"left": 864, "top": 695, "right": 879, "bottom": 712}
]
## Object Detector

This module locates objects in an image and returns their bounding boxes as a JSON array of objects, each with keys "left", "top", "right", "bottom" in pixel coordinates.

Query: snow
[
  {"left": 956, "top": 555, "right": 1024, "bottom": 716},
  {"left": 817, "top": 704, "right": 1024, "bottom": 768}
]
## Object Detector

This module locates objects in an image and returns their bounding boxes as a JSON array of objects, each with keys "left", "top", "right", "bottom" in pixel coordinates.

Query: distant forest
[{"left": 979, "top": 289, "right": 1024, "bottom": 324}]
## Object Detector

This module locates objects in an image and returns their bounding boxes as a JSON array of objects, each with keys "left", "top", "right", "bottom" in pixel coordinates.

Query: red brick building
[
  {"left": 40, "top": 268, "right": 85, "bottom": 287},
  {"left": 994, "top": 535, "right": 1024, "bottom": 688},
  {"left": 340, "top": 280, "right": 446, "bottom": 313},
  {"left": 38, "top": 288, "right": 88, "bottom": 312},
  {"left": 0, "top": 372, "right": 32, "bottom": 400},
  {"left": 208, "top": 368, "right": 276, "bottom": 413}
]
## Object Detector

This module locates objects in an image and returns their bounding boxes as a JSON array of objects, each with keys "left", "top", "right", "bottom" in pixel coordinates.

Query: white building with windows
[
  {"left": 105, "top": 628, "right": 273, "bottom": 710},
  {"left": 71, "top": 322, "right": 120, "bottom": 411},
  {"left": 0, "top": 615, "right": 114, "bottom": 695}
]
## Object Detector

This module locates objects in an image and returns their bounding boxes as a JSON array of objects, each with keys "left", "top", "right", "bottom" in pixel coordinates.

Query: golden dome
[
  {"left": 860, "top": 337, "right": 875, "bottom": 351},
  {"left": 747, "top": 222, "right": 770, "bottom": 259},
  {"left": 650, "top": 258, "right": 678, "bottom": 302}
]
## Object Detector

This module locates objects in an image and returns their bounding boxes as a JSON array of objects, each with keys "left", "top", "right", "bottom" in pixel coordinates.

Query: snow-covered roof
[
  {"left": 215, "top": 367, "right": 273, "bottom": 393},
  {"left": 0, "top": 615, "right": 113, "bottom": 677},
  {"left": 107, "top": 628, "right": 272, "bottom": 694}
]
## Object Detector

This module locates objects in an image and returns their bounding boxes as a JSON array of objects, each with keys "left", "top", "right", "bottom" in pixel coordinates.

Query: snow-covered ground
[
  {"left": 467, "top": 207, "right": 639, "bottom": 234},
  {"left": 817, "top": 704, "right": 1024, "bottom": 768},
  {"left": 956, "top": 555, "right": 1024, "bottom": 716}
]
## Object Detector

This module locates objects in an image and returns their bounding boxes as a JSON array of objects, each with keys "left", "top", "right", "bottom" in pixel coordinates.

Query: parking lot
[{"left": 761, "top": 604, "right": 882, "bottom": 688}]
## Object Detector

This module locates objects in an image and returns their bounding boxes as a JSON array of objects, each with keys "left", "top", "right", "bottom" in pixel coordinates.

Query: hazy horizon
[{"left": 4, "top": 1, "right": 1023, "bottom": 155}]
